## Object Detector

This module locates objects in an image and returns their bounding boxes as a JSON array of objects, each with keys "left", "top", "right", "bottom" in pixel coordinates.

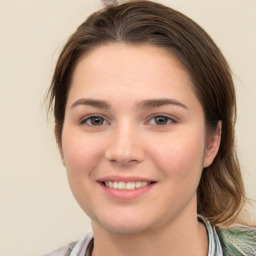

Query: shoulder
[
  {"left": 218, "top": 225, "right": 256, "bottom": 256},
  {"left": 41, "top": 232, "right": 94, "bottom": 256},
  {"left": 40, "top": 241, "right": 77, "bottom": 256}
]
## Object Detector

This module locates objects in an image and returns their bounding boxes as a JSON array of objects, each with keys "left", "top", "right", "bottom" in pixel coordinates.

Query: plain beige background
[{"left": 0, "top": 0, "right": 255, "bottom": 255}]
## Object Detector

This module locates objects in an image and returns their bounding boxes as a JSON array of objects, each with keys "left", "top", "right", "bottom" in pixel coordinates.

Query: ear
[
  {"left": 203, "top": 121, "right": 222, "bottom": 168},
  {"left": 58, "top": 144, "right": 66, "bottom": 167}
]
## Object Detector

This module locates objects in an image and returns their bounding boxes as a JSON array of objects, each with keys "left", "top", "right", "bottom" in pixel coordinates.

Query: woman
[{"left": 45, "top": 0, "right": 256, "bottom": 255}]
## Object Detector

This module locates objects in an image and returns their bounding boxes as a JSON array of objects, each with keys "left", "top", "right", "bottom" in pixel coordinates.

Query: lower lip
[{"left": 98, "top": 182, "right": 156, "bottom": 200}]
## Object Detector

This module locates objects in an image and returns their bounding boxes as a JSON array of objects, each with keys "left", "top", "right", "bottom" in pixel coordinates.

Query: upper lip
[{"left": 97, "top": 175, "right": 156, "bottom": 183}]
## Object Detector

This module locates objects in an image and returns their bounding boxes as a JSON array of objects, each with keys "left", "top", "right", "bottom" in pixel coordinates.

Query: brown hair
[{"left": 48, "top": 0, "right": 245, "bottom": 226}]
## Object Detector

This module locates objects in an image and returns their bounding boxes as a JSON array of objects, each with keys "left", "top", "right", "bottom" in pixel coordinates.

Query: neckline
[
  {"left": 198, "top": 215, "right": 223, "bottom": 256},
  {"left": 72, "top": 216, "right": 223, "bottom": 256}
]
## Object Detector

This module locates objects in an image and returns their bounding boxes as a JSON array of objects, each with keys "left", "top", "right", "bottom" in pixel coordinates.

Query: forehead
[
  {"left": 73, "top": 43, "right": 190, "bottom": 82},
  {"left": 68, "top": 43, "right": 196, "bottom": 107}
]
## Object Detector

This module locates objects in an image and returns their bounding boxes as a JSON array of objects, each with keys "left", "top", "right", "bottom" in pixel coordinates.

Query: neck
[{"left": 91, "top": 212, "right": 208, "bottom": 256}]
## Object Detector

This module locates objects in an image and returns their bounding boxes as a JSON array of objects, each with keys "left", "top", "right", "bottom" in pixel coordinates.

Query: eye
[
  {"left": 81, "top": 116, "right": 108, "bottom": 126},
  {"left": 148, "top": 115, "right": 174, "bottom": 126}
]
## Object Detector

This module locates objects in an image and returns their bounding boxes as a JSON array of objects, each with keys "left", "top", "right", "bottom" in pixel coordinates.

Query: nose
[{"left": 105, "top": 124, "right": 145, "bottom": 165}]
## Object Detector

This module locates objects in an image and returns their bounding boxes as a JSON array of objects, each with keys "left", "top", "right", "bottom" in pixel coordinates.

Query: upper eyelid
[
  {"left": 146, "top": 113, "right": 177, "bottom": 123},
  {"left": 80, "top": 114, "right": 109, "bottom": 124},
  {"left": 78, "top": 113, "right": 178, "bottom": 124}
]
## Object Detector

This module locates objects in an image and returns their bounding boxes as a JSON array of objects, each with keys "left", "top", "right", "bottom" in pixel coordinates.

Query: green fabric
[
  {"left": 43, "top": 218, "right": 256, "bottom": 256},
  {"left": 218, "top": 225, "right": 256, "bottom": 256}
]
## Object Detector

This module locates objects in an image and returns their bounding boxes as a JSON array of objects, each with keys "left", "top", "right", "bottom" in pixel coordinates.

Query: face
[{"left": 61, "top": 43, "right": 220, "bottom": 235}]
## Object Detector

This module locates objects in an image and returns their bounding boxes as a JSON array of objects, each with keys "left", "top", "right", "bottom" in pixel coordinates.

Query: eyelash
[
  {"left": 80, "top": 114, "right": 177, "bottom": 127},
  {"left": 147, "top": 115, "right": 176, "bottom": 126},
  {"left": 80, "top": 115, "right": 109, "bottom": 126}
]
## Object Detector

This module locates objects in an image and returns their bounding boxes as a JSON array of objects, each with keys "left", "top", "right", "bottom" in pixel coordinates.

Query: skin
[{"left": 61, "top": 43, "right": 221, "bottom": 256}]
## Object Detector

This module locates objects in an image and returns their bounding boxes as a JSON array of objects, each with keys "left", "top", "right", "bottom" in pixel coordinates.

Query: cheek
[
  {"left": 148, "top": 130, "right": 206, "bottom": 180},
  {"left": 61, "top": 129, "right": 104, "bottom": 214},
  {"left": 61, "top": 129, "right": 103, "bottom": 177}
]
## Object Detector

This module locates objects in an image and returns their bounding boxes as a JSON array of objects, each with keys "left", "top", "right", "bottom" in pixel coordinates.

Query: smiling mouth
[{"left": 102, "top": 181, "right": 154, "bottom": 190}]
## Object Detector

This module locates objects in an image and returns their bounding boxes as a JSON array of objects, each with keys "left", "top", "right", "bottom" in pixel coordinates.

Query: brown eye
[
  {"left": 82, "top": 116, "right": 107, "bottom": 126},
  {"left": 149, "top": 116, "right": 173, "bottom": 126}
]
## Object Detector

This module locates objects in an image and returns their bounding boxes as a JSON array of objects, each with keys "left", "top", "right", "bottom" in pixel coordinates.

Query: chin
[
  {"left": 91, "top": 211, "right": 156, "bottom": 235},
  {"left": 97, "top": 220, "right": 152, "bottom": 235}
]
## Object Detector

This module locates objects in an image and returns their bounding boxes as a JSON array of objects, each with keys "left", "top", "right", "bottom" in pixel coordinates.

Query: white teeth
[
  {"left": 118, "top": 182, "right": 126, "bottom": 190},
  {"left": 104, "top": 181, "right": 150, "bottom": 190},
  {"left": 113, "top": 181, "right": 119, "bottom": 189},
  {"left": 135, "top": 181, "right": 141, "bottom": 188},
  {"left": 127, "top": 182, "right": 136, "bottom": 190},
  {"left": 141, "top": 181, "right": 147, "bottom": 187}
]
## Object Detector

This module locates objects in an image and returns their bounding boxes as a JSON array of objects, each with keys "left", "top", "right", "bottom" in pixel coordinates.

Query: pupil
[
  {"left": 92, "top": 117, "right": 103, "bottom": 125},
  {"left": 156, "top": 116, "right": 167, "bottom": 125}
]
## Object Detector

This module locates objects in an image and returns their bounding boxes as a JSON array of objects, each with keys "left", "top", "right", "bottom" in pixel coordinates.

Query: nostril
[{"left": 104, "top": 134, "right": 145, "bottom": 164}]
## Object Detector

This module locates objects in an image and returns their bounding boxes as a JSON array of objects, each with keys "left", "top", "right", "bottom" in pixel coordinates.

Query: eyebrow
[
  {"left": 70, "top": 98, "right": 110, "bottom": 109},
  {"left": 137, "top": 98, "right": 188, "bottom": 110},
  {"left": 70, "top": 98, "right": 188, "bottom": 110}
]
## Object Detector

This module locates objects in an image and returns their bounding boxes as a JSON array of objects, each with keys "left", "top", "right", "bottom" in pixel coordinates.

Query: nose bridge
[{"left": 105, "top": 120, "right": 144, "bottom": 164}]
